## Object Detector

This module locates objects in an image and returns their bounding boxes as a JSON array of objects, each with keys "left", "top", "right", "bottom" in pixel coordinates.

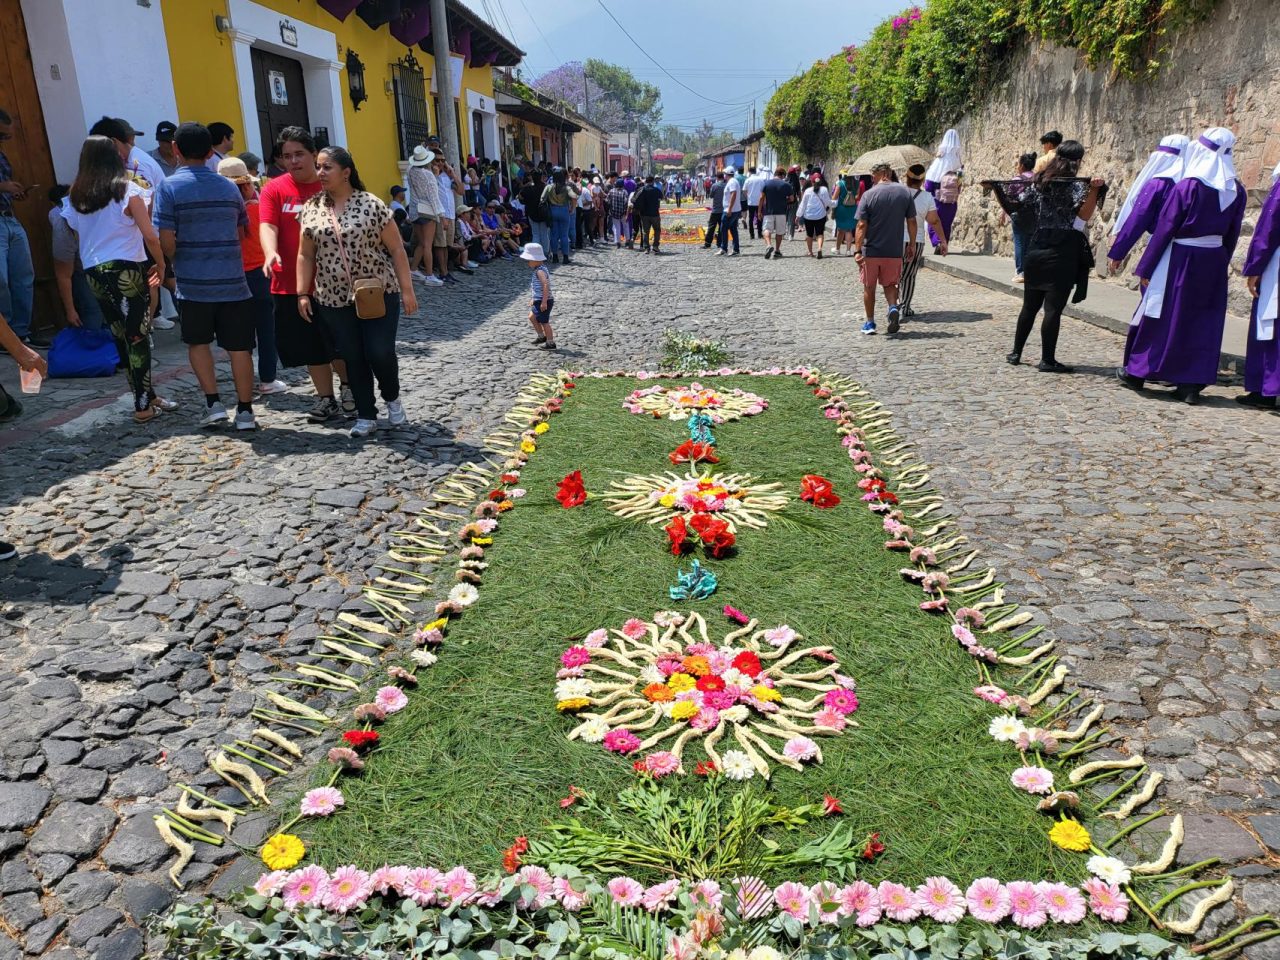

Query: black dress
[{"left": 989, "top": 178, "right": 1093, "bottom": 293}]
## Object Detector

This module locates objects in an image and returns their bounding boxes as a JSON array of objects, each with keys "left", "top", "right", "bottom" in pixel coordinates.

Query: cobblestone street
[{"left": 2, "top": 221, "right": 1279, "bottom": 959}]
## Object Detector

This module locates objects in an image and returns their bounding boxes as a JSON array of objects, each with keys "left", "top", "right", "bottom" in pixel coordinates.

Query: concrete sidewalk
[{"left": 925, "top": 252, "right": 1248, "bottom": 374}]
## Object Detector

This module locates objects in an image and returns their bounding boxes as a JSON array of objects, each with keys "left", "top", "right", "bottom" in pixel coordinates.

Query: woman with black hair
[
  {"left": 785, "top": 166, "right": 803, "bottom": 239},
  {"left": 60, "top": 135, "right": 170, "bottom": 423},
  {"left": 984, "top": 141, "right": 1106, "bottom": 373},
  {"left": 541, "top": 167, "right": 579, "bottom": 264},
  {"left": 297, "top": 146, "right": 418, "bottom": 439}
]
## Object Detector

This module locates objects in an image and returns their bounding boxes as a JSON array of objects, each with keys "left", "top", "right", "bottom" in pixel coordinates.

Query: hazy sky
[{"left": 488, "top": 0, "right": 908, "bottom": 136}]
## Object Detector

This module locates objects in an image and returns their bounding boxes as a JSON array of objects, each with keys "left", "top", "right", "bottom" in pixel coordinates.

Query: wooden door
[
  {"left": 0, "top": 0, "right": 61, "bottom": 330},
  {"left": 251, "top": 48, "right": 309, "bottom": 158}
]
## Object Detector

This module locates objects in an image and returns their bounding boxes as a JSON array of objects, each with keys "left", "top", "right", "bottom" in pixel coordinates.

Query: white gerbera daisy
[
  {"left": 578, "top": 716, "right": 609, "bottom": 743},
  {"left": 721, "top": 667, "right": 749, "bottom": 687},
  {"left": 448, "top": 583, "right": 479, "bottom": 607},
  {"left": 410, "top": 649, "right": 438, "bottom": 667},
  {"left": 721, "top": 705, "right": 749, "bottom": 723},
  {"left": 555, "top": 678, "right": 593, "bottom": 701},
  {"left": 988, "top": 714, "right": 1028, "bottom": 743},
  {"left": 1086, "top": 855, "right": 1132, "bottom": 886},
  {"left": 639, "top": 664, "right": 665, "bottom": 685},
  {"left": 721, "top": 750, "right": 755, "bottom": 781},
  {"left": 653, "top": 611, "right": 685, "bottom": 628}
]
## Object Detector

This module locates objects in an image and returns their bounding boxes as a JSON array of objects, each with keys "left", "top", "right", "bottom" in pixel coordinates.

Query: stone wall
[{"left": 944, "top": 0, "right": 1280, "bottom": 312}]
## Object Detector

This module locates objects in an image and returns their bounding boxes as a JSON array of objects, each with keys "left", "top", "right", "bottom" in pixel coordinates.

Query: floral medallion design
[
  {"left": 604, "top": 469, "right": 787, "bottom": 533},
  {"left": 557, "top": 612, "right": 858, "bottom": 780},
  {"left": 624, "top": 382, "right": 768, "bottom": 423}
]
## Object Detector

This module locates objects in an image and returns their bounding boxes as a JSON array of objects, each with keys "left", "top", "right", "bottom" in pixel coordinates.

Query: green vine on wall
[{"left": 764, "top": 0, "right": 1221, "bottom": 162}]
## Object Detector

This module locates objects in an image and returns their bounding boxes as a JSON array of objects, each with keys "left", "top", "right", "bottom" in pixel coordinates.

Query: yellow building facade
[{"left": 15, "top": 0, "right": 521, "bottom": 191}]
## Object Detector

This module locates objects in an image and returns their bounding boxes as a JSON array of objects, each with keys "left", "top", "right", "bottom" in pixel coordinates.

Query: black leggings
[{"left": 1013, "top": 286, "right": 1069, "bottom": 363}]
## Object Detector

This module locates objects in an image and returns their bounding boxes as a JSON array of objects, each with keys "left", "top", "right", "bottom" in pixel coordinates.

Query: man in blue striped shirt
[{"left": 154, "top": 122, "right": 258, "bottom": 430}]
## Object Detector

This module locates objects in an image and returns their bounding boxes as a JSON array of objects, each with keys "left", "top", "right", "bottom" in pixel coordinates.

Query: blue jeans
[
  {"left": 719, "top": 212, "right": 740, "bottom": 253},
  {"left": 548, "top": 204, "right": 572, "bottom": 257},
  {"left": 1012, "top": 217, "right": 1033, "bottom": 276},
  {"left": 245, "top": 268, "right": 277, "bottom": 382},
  {"left": 0, "top": 216, "right": 35, "bottom": 338},
  {"left": 531, "top": 219, "right": 550, "bottom": 253},
  {"left": 70, "top": 269, "right": 105, "bottom": 331}
]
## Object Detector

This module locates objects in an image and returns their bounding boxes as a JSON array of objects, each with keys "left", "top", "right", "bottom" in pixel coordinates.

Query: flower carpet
[{"left": 150, "top": 370, "right": 1270, "bottom": 960}]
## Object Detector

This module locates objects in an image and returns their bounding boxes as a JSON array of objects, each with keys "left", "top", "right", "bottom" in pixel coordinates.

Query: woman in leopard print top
[{"left": 297, "top": 146, "right": 418, "bottom": 438}]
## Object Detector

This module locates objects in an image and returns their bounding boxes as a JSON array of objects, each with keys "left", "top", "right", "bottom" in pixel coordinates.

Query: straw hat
[
  {"left": 519, "top": 243, "right": 546, "bottom": 261},
  {"left": 409, "top": 145, "right": 436, "bottom": 168},
  {"left": 216, "top": 156, "right": 254, "bottom": 183}
]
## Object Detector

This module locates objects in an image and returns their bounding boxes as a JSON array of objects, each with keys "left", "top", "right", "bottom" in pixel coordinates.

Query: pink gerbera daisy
[
  {"left": 763, "top": 626, "right": 796, "bottom": 647},
  {"left": 254, "top": 870, "right": 288, "bottom": 897},
  {"left": 642, "top": 751, "right": 681, "bottom": 778},
  {"left": 403, "top": 866, "right": 443, "bottom": 906},
  {"left": 1082, "top": 878, "right": 1130, "bottom": 922},
  {"left": 1039, "top": 881, "right": 1086, "bottom": 923},
  {"left": 439, "top": 866, "right": 477, "bottom": 905},
  {"left": 322, "top": 865, "right": 372, "bottom": 913},
  {"left": 607, "top": 876, "right": 644, "bottom": 907},
  {"left": 374, "top": 685, "right": 409, "bottom": 714},
  {"left": 603, "top": 729, "right": 641, "bottom": 754},
  {"left": 823, "top": 688, "right": 859, "bottom": 715},
  {"left": 1007, "top": 880, "right": 1048, "bottom": 929},
  {"left": 583, "top": 629, "right": 608, "bottom": 648},
  {"left": 809, "top": 881, "right": 842, "bottom": 923},
  {"left": 621, "top": 618, "right": 648, "bottom": 639},
  {"left": 516, "top": 865, "right": 554, "bottom": 909},
  {"left": 561, "top": 646, "right": 591, "bottom": 668},
  {"left": 973, "top": 685, "right": 1009, "bottom": 705},
  {"left": 691, "top": 879, "right": 723, "bottom": 910},
  {"left": 773, "top": 881, "right": 812, "bottom": 920},
  {"left": 952, "top": 624, "right": 977, "bottom": 647},
  {"left": 783, "top": 736, "right": 819, "bottom": 762},
  {"left": 642, "top": 878, "right": 681, "bottom": 912},
  {"left": 965, "top": 878, "right": 1010, "bottom": 923},
  {"left": 282, "top": 865, "right": 329, "bottom": 911},
  {"left": 735, "top": 876, "right": 773, "bottom": 919},
  {"left": 838, "top": 880, "right": 881, "bottom": 927},
  {"left": 878, "top": 881, "right": 921, "bottom": 922},
  {"left": 554, "top": 876, "right": 590, "bottom": 911},
  {"left": 370, "top": 865, "right": 408, "bottom": 896},
  {"left": 299, "top": 786, "right": 345, "bottom": 817},
  {"left": 918, "top": 877, "right": 965, "bottom": 923},
  {"left": 1010, "top": 766, "right": 1055, "bottom": 795},
  {"left": 813, "top": 707, "right": 847, "bottom": 731}
]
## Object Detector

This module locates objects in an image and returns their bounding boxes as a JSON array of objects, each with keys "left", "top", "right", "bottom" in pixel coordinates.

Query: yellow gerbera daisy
[
  {"left": 1049, "top": 818, "right": 1091, "bottom": 852},
  {"left": 556, "top": 697, "right": 591, "bottom": 712},
  {"left": 669, "top": 701, "right": 698, "bottom": 721},
  {"left": 667, "top": 673, "right": 697, "bottom": 693},
  {"left": 520, "top": 439, "right": 536, "bottom": 454},
  {"left": 534, "top": 422, "right": 550, "bottom": 434},
  {"left": 261, "top": 833, "right": 305, "bottom": 870},
  {"left": 751, "top": 685, "right": 782, "bottom": 703}
]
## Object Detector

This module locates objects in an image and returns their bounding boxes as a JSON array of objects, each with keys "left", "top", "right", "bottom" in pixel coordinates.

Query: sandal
[
  {"left": 150, "top": 396, "right": 179, "bottom": 411},
  {"left": 133, "top": 406, "right": 162, "bottom": 424}
]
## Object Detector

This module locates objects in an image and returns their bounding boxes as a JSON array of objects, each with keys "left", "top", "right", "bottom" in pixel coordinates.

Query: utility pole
[{"left": 429, "top": 0, "right": 462, "bottom": 167}]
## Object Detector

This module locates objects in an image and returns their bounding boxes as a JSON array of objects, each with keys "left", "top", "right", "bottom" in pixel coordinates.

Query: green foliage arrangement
[
  {"left": 764, "top": 0, "right": 1222, "bottom": 161},
  {"left": 660, "top": 329, "right": 734, "bottom": 373}
]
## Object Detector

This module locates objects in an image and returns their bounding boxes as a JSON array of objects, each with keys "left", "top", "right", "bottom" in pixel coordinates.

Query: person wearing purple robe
[
  {"left": 1238, "top": 159, "right": 1280, "bottom": 409},
  {"left": 1121, "top": 128, "right": 1247, "bottom": 404},
  {"left": 924, "top": 129, "right": 962, "bottom": 249},
  {"left": 1108, "top": 135, "right": 1189, "bottom": 383}
]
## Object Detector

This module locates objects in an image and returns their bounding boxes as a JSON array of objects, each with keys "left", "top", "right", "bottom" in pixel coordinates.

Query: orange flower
[
  {"left": 643, "top": 682, "right": 675, "bottom": 703},
  {"left": 681, "top": 655, "right": 711, "bottom": 677}
]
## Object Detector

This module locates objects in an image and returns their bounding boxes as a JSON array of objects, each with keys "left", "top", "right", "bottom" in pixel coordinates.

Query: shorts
[
  {"left": 860, "top": 256, "right": 903, "bottom": 288},
  {"left": 178, "top": 299, "right": 256, "bottom": 351},
  {"left": 273, "top": 293, "right": 336, "bottom": 368},
  {"left": 433, "top": 218, "right": 455, "bottom": 248},
  {"left": 413, "top": 214, "right": 437, "bottom": 227},
  {"left": 531, "top": 298, "right": 554, "bottom": 323},
  {"left": 803, "top": 217, "right": 828, "bottom": 238},
  {"left": 762, "top": 213, "right": 787, "bottom": 236}
]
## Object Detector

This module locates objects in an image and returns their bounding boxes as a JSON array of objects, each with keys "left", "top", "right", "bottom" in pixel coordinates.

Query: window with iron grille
[{"left": 391, "top": 53, "right": 430, "bottom": 160}]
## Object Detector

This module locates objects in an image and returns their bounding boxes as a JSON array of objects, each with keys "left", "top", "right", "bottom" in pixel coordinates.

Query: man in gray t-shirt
[{"left": 854, "top": 163, "right": 917, "bottom": 336}]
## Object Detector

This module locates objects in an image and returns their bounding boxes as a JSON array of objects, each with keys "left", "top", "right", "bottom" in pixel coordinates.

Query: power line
[
  {"left": 593, "top": 0, "right": 759, "bottom": 108},
  {"left": 514, "top": 0, "right": 559, "bottom": 65}
]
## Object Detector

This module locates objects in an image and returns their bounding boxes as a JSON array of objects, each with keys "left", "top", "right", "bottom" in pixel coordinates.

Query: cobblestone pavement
[{"left": 2, "top": 220, "right": 1279, "bottom": 959}]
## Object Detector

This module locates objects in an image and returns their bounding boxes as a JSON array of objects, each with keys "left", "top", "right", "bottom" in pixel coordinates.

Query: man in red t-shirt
[{"left": 259, "top": 126, "right": 349, "bottom": 421}]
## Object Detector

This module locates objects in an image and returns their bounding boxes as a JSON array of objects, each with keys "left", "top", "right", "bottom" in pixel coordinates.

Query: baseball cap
[
  {"left": 390, "top": 184, "right": 405, "bottom": 196},
  {"left": 156, "top": 121, "right": 177, "bottom": 142}
]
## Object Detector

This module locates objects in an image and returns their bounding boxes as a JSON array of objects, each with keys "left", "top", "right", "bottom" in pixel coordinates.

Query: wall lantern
[{"left": 347, "top": 50, "right": 368, "bottom": 112}]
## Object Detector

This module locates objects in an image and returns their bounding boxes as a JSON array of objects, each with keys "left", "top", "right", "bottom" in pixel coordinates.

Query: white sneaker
[
  {"left": 1013, "top": 274, "right": 1025, "bottom": 284},
  {"left": 411, "top": 270, "right": 430, "bottom": 281},
  {"left": 234, "top": 409, "right": 258, "bottom": 431},
  {"left": 151, "top": 316, "right": 176, "bottom": 330},
  {"left": 465, "top": 261, "right": 480, "bottom": 269},
  {"left": 387, "top": 399, "right": 407, "bottom": 426},
  {"left": 203, "top": 401, "right": 230, "bottom": 427},
  {"left": 256, "top": 379, "right": 288, "bottom": 395},
  {"left": 349, "top": 418, "right": 377, "bottom": 438},
  {"left": 422, "top": 274, "right": 444, "bottom": 286}
]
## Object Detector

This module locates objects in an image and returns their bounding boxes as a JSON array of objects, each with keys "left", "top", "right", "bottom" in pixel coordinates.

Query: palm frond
[{"left": 580, "top": 899, "right": 672, "bottom": 960}]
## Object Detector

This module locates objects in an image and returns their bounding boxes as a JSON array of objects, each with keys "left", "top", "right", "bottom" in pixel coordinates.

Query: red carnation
[
  {"left": 665, "top": 516, "right": 690, "bottom": 556},
  {"left": 342, "top": 729, "right": 380, "bottom": 751},
  {"left": 800, "top": 474, "right": 841, "bottom": 508},
  {"left": 731, "top": 650, "right": 762, "bottom": 677},
  {"left": 555, "top": 470, "right": 587, "bottom": 509}
]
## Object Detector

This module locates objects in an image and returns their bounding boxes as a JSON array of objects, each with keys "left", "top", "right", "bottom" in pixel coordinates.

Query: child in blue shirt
[{"left": 520, "top": 242, "right": 555, "bottom": 351}]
